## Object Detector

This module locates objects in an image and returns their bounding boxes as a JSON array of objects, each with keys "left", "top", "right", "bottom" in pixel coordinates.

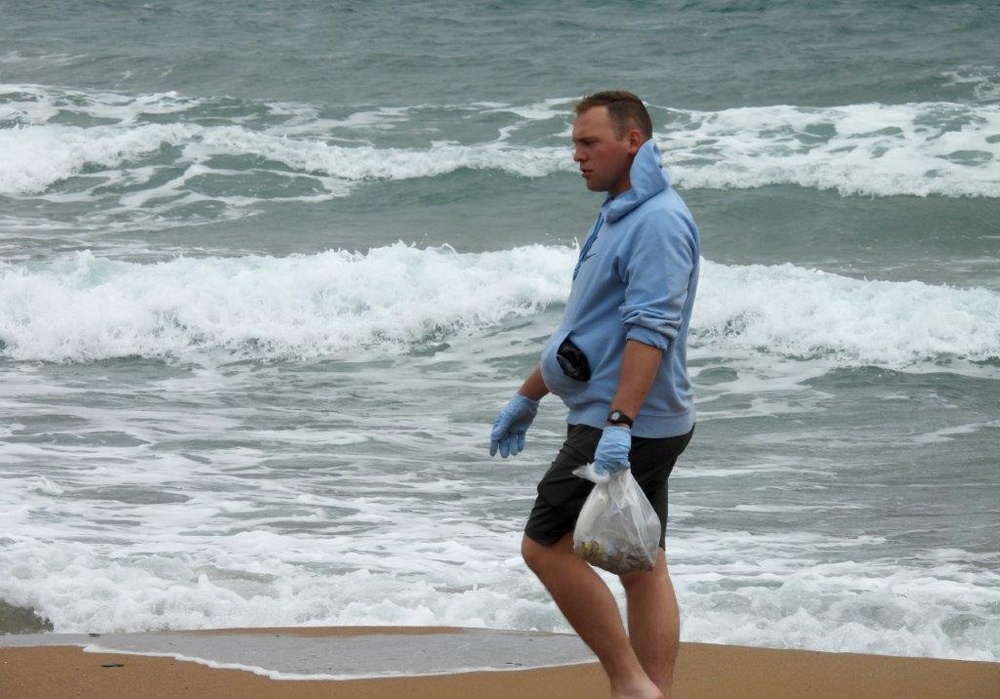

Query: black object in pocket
[{"left": 556, "top": 337, "right": 591, "bottom": 382}]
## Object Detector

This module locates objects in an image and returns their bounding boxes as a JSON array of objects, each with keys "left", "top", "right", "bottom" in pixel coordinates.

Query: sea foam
[
  {"left": 2, "top": 85, "right": 998, "bottom": 205},
  {"left": 1, "top": 247, "right": 997, "bottom": 367},
  {"left": 695, "top": 260, "right": 1000, "bottom": 367},
  {"left": 2, "top": 520, "right": 996, "bottom": 661},
  {"left": 660, "top": 101, "right": 1000, "bottom": 197},
  {"left": 0, "top": 245, "right": 570, "bottom": 362}
]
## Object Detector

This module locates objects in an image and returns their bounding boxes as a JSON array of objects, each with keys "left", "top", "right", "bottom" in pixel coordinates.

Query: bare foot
[{"left": 610, "top": 677, "right": 663, "bottom": 699}]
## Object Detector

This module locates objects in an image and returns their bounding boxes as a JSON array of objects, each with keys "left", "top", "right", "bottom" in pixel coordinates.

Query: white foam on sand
[{"left": 0, "top": 628, "right": 595, "bottom": 680}]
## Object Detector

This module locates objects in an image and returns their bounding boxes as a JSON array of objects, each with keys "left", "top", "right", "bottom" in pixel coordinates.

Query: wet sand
[{"left": 1, "top": 626, "right": 998, "bottom": 698}]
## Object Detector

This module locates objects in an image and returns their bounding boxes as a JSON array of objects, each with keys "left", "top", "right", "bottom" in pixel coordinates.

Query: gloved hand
[
  {"left": 593, "top": 425, "right": 632, "bottom": 476},
  {"left": 489, "top": 394, "right": 540, "bottom": 458}
]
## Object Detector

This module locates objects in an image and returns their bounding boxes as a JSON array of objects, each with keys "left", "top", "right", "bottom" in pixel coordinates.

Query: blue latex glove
[
  {"left": 489, "top": 394, "right": 540, "bottom": 458},
  {"left": 593, "top": 425, "right": 632, "bottom": 476}
]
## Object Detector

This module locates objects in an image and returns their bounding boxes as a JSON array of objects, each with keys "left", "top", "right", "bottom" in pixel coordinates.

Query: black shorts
[{"left": 524, "top": 424, "right": 694, "bottom": 549}]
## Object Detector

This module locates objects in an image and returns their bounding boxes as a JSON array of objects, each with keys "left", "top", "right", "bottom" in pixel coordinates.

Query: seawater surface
[{"left": 1, "top": 0, "right": 998, "bottom": 662}]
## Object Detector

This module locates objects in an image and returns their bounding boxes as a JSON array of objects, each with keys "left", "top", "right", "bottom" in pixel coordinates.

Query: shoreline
[{"left": 2, "top": 626, "right": 998, "bottom": 698}]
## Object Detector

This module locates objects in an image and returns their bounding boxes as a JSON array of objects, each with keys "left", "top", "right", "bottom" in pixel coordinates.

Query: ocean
[{"left": 1, "top": 0, "right": 998, "bottom": 662}]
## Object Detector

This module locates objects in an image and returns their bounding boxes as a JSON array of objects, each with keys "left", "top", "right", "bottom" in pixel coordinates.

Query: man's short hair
[{"left": 574, "top": 90, "right": 653, "bottom": 140}]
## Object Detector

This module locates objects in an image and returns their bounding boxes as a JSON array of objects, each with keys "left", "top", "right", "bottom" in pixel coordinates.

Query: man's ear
[{"left": 626, "top": 129, "right": 644, "bottom": 155}]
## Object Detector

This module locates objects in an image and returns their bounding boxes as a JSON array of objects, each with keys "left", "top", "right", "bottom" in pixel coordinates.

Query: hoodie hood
[{"left": 604, "top": 139, "right": 670, "bottom": 224}]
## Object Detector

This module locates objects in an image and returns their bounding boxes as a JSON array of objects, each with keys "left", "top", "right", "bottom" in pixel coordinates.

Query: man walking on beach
[{"left": 489, "top": 91, "right": 699, "bottom": 699}]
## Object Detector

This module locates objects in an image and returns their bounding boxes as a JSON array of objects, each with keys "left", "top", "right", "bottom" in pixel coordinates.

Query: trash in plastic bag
[{"left": 572, "top": 463, "right": 660, "bottom": 575}]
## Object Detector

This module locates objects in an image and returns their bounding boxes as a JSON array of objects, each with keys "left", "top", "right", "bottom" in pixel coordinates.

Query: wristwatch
[{"left": 606, "top": 409, "right": 634, "bottom": 428}]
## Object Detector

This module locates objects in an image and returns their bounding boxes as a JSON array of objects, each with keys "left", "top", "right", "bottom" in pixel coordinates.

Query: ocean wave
[
  {"left": 0, "top": 245, "right": 571, "bottom": 363},
  {"left": 661, "top": 101, "right": 1000, "bottom": 197},
  {"left": 695, "top": 260, "right": 1000, "bottom": 367},
  {"left": 1, "top": 246, "right": 997, "bottom": 366},
  {"left": 1, "top": 85, "right": 997, "bottom": 207}
]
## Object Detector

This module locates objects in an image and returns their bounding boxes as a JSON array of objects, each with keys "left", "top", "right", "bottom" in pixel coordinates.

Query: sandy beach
[{"left": 1, "top": 626, "right": 997, "bottom": 698}]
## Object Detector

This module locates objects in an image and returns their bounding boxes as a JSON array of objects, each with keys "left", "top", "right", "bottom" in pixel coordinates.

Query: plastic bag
[{"left": 572, "top": 463, "right": 660, "bottom": 574}]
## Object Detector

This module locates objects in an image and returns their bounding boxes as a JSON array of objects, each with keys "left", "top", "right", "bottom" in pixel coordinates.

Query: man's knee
[
  {"left": 619, "top": 549, "right": 669, "bottom": 590},
  {"left": 521, "top": 532, "right": 573, "bottom": 574}
]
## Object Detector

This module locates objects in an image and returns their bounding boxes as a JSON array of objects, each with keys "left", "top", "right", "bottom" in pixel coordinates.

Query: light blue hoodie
[{"left": 539, "top": 139, "right": 700, "bottom": 438}]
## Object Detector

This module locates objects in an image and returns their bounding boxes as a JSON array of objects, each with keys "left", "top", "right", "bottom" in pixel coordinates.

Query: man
[{"left": 489, "top": 91, "right": 699, "bottom": 699}]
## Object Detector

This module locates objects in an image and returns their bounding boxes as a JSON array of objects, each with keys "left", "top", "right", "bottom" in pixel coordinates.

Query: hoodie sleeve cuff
[{"left": 625, "top": 324, "right": 670, "bottom": 351}]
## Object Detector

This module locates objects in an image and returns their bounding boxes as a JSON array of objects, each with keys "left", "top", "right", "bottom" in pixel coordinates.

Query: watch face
[{"left": 608, "top": 410, "right": 631, "bottom": 425}]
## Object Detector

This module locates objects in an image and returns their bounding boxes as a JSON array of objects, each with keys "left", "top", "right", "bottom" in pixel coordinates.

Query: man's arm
[
  {"left": 588, "top": 339, "right": 663, "bottom": 475},
  {"left": 517, "top": 366, "right": 550, "bottom": 402},
  {"left": 609, "top": 339, "right": 663, "bottom": 422}
]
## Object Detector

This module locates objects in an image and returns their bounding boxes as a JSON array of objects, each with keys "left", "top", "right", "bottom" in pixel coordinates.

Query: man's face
[{"left": 572, "top": 106, "right": 637, "bottom": 196}]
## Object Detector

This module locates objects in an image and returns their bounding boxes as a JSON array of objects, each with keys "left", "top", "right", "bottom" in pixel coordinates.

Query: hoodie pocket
[
  {"left": 556, "top": 337, "right": 591, "bottom": 381},
  {"left": 540, "top": 329, "right": 590, "bottom": 397}
]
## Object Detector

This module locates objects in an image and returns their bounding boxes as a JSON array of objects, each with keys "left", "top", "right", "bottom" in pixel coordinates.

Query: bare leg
[
  {"left": 521, "top": 533, "right": 662, "bottom": 699},
  {"left": 620, "top": 548, "right": 680, "bottom": 697}
]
